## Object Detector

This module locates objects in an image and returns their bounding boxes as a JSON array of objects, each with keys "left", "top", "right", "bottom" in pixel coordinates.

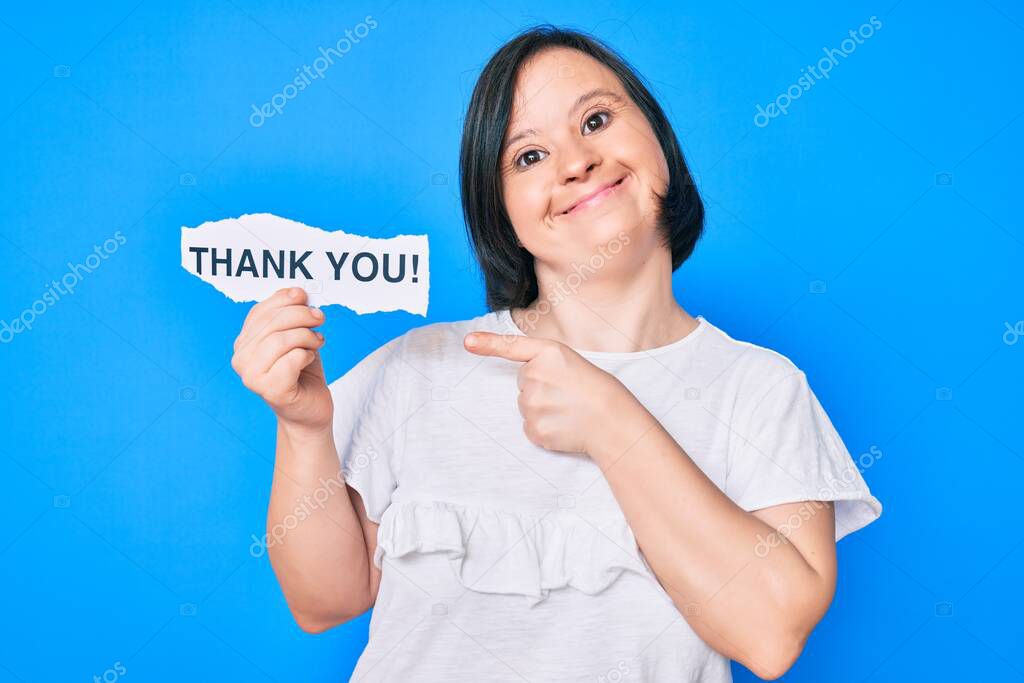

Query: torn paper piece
[{"left": 181, "top": 213, "right": 429, "bottom": 315}]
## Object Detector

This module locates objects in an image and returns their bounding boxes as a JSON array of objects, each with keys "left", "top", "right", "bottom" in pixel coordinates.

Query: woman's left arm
[
  {"left": 590, "top": 394, "right": 836, "bottom": 681},
  {"left": 465, "top": 332, "right": 837, "bottom": 681}
]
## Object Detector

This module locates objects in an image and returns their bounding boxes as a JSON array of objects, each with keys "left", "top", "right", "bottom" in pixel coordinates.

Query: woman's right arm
[
  {"left": 231, "top": 286, "right": 381, "bottom": 633},
  {"left": 268, "top": 422, "right": 381, "bottom": 633}
]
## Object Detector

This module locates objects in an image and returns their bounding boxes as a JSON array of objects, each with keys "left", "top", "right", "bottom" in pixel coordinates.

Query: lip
[{"left": 559, "top": 175, "right": 628, "bottom": 216}]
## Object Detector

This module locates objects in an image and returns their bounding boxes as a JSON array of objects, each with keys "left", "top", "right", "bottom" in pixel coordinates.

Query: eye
[
  {"left": 582, "top": 110, "right": 611, "bottom": 134},
  {"left": 515, "top": 149, "right": 548, "bottom": 169}
]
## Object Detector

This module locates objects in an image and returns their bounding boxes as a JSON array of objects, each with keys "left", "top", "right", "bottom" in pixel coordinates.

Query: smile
[{"left": 559, "top": 175, "right": 628, "bottom": 216}]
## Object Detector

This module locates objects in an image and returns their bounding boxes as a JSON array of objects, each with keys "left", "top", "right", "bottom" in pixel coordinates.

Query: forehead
[{"left": 508, "top": 48, "right": 622, "bottom": 123}]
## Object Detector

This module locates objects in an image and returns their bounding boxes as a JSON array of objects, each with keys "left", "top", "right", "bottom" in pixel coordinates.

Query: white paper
[{"left": 181, "top": 213, "right": 429, "bottom": 315}]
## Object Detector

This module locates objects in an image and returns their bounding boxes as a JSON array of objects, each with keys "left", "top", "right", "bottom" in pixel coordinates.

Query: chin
[{"left": 591, "top": 207, "right": 654, "bottom": 244}]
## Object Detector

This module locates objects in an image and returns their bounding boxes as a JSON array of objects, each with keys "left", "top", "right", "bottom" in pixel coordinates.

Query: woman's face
[{"left": 500, "top": 47, "right": 670, "bottom": 272}]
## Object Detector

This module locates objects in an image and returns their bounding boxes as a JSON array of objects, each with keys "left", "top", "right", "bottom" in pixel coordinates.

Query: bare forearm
[
  {"left": 591, "top": 398, "right": 830, "bottom": 677},
  {"left": 267, "top": 421, "right": 371, "bottom": 628}
]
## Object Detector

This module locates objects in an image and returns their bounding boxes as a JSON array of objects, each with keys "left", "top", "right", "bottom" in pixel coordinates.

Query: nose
[{"left": 558, "top": 137, "right": 601, "bottom": 184}]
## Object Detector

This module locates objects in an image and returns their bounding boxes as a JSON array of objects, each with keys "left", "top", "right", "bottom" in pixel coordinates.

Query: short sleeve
[
  {"left": 327, "top": 334, "right": 407, "bottom": 523},
  {"left": 725, "top": 371, "right": 882, "bottom": 541}
]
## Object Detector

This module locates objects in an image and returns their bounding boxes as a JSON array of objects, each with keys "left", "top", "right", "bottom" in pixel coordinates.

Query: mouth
[{"left": 559, "top": 175, "right": 628, "bottom": 216}]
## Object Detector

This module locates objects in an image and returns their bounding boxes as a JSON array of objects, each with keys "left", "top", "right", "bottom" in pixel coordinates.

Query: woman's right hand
[{"left": 231, "top": 287, "right": 333, "bottom": 434}]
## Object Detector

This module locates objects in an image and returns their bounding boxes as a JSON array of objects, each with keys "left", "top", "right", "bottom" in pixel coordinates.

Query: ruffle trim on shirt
[{"left": 374, "top": 500, "right": 655, "bottom": 606}]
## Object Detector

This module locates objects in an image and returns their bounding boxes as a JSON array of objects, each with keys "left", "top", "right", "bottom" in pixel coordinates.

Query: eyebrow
[{"left": 502, "top": 87, "right": 625, "bottom": 154}]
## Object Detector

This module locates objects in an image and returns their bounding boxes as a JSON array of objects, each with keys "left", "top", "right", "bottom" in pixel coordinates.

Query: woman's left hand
[{"left": 464, "top": 331, "right": 640, "bottom": 455}]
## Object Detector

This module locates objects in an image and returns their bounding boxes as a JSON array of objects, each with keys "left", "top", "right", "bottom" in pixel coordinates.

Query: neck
[{"left": 512, "top": 247, "right": 698, "bottom": 353}]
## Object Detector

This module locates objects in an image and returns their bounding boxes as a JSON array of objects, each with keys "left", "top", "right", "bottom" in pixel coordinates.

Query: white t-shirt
[{"left": 328, "top": 309, "right": 882, "bottom": 682}]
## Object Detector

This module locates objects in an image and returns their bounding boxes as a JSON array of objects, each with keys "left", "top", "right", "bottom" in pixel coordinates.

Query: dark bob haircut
[{"left": 459, "top": 24, "right": 705, "bottom": 311}]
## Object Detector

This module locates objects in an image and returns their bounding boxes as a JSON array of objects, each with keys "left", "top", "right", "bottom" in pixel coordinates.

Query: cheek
[
  {"left": 503, "top": 174, "right": 552, "bottom": 230},
  {"left": 618, "top": 117, "right": 670, "bottom": 195},
  {"left": 652, "top": 147, "right": 670, "bottom": 195}
]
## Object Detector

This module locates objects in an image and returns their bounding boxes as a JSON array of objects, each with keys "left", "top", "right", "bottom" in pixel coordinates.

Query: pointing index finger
[{"left": 464, "top": 331, "right": 550, "bottom": 362}]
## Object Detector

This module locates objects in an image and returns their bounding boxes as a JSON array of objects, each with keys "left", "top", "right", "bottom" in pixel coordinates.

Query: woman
[{"left": 231, "top": 25, "right": 881, "bottom": 682}]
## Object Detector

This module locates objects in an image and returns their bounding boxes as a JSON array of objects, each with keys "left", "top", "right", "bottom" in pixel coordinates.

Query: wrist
[
  {"left": 278, "top": 419, "right": 334, "bottom": 448},
  {"left": 586, "top": 380, "right": 655, "bottom": 465}
]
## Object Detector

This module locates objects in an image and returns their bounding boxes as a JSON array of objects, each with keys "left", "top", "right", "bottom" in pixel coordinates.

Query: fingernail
[
  {"left": 289, "top": 288, "right": 300, "bottom": 299},
  {"left": 311, "top": 307, "right": 324, "bottom": 319},
  {"left": 315, "top": 332, "right": 324, "bottom": 341},
  {"left": 466, "top": 334, "right": 478, "bottom": 347}
]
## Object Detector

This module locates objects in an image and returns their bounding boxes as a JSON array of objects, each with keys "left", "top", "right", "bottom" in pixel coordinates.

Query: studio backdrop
[{"left": 2, "top": 1, "right": 1021, "bottom": 681}]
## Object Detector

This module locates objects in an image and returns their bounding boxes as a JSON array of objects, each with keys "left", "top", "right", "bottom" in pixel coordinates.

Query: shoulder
[
  {"left": 698, "top": 317, "right": 807, "bottom": 405},
  {"left": 401, "top": 311, "right": 496, "bottom": 355},
  {"left": 327, "top": 311, "right": 501, "bottom": 410},
  {"left": 400, "top": 309, "right": 502, "bottom": 365},
  {"left": 332, "top": 310, "right": 502, "bottom": 382}
]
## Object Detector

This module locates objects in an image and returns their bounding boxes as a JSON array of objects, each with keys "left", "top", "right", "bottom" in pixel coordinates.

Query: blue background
[{"left": 2, "top": 1, "right": 1021, "bottom": 681}]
